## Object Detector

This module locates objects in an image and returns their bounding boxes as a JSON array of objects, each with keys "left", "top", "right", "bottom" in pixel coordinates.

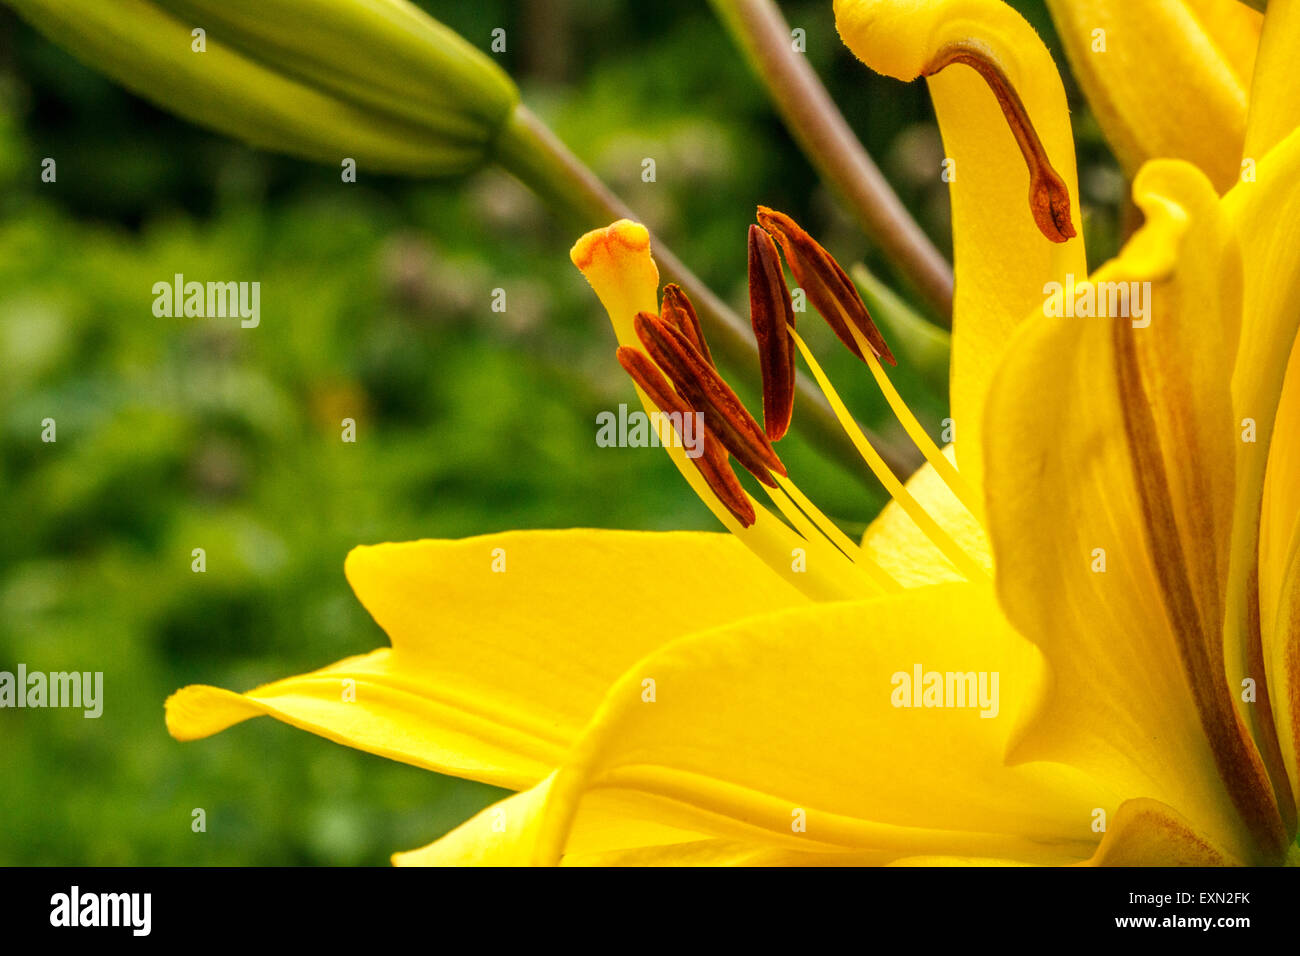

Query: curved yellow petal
[
  {"left": 1260, "top": 343, "right": 1300, "bottom": 819},
  {"left": 983, "top": 161, "right": 1281, "bottom": 863},
  {"left": 1080, "top": 798, "right": 1245, "bottom": 866},
  {"left": 860, "top": 446, "right": 991, "bottom": 587},
  {"left": 1244, "top": 0, "right": 1300, "bottom": 161},
  {"left": 417, "top": 585, "right": 1114, "bottom": 866},
  {"left": 1260, "top": 343, "right": 1300, "bottom": 647},
  {"left": 1263, "top": 551, "right": 1300, "bottom": 827},
  {"left": 393, "top": 781, "right": 728, "bottom": 866},
  {"left": 1046, "top": 0, "right": 1259, "bottom": 193},
  {"left": 393, "top": 776, "right": 557, "bottom": 866},
  {"left": 1228, "top": 127, "right": 1300, "bottom": 446},
  {"left": 834, "top": 0, "right": 1086, "bottom": 490},
  {"left": 1222, "top": 125, "right": 1300, "bottom": 821},
  {"left": 167, "top": 529, "right": 807, "bottom": 790},
  {"left": 166, "top": 649, "right": 559, "bottom": 788}
]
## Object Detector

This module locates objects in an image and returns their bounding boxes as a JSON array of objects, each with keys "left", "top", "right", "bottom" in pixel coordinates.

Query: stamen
[
  {"left": 633, "top": 311, "right": 787, "bottom": 486},
  {"left": 922, "top": 41, "right": 1076, "bottom": 244},
  {"left": 756, "top": 206, "right": 896, "bottom": 366},
  {"left": 759, "top": 480, "right": 900, "bottom": 595},
  {"left": 747, "top": 225, "right": 797, "bottom": 442},
  {"left": 840, "top": 321, "right": 984, "bottom": 525},
  {"left": 772, "top": 474, "right": 901, "bottom": 594},
  {"left": 790, "top": 326, "right": 989, "bottom": 583},
  {"left": 616, "top": 346, "right": 756, "bottom": 526},
  {"left": 660, "top": 284, "right": 713, "bottom": 368}
]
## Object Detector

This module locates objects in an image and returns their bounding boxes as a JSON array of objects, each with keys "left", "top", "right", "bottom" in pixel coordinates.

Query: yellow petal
[
  {"left": 1228, "top": 127, "right": 1300, "bottom": 447},
  {"left": 393, "top": 778, "right": 553, "bottom": 866},
  {"left": 834, "top": 0, "right": 1086, "bottom": 490},
  {"left": 410, "top": 585, "right": 1115, "bottom": 866},
  {"left": 983, "top": 161, "right": 1279, "bottom": 862},
  {"left": 1244, "top": 0, "right": 1300, "bottom": 161},
  {"left": 1260, "top": 340, "right": 1300, "bottom": 820},
  {"left": 1045, "top": 0, "right": 1258, "bottom": 193},
  {"left": 1120, "top": 161, "right": 1241, "bottom": 655},
  {"left": 561, "top": 841, "right": 900, "bottom": 866},
  {"left": 1222, "top": 125, "right": 1300, "bottom": 819},
  {"left": 887, "top": 856, "right": 1032, "bottom": 866},
  {"left": 393, "top": 781, "right": 714, "bottom": 866},
  {"left": 1260, "top": 341, "right": 1300, "bottom": 644},
  {"left": 167, "top": 530, "right": 807, "bottom": 790},
  {"left": 1263, "top": 553, "right": 1300, "bottom": 828},
  {"left": 1080, "top": 798, "right": 1245, "bottom": 866},
  {"left": 860, "top": 446, "right": 991, "bottom": 587},
  {"left": 166, "top": 650, "right": 558, "bottom": 788}
]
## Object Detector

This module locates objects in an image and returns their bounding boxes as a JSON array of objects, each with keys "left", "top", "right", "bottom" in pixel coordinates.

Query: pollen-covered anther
[
  {"left": 747, "top": 225, "right": 797, "bottom": 442},
  {"left": 633, "top": 311, "right": 786, "bottom": 486},
  {"left": 615, "top": 346, "right": 756, "bottom": 527},
  {"left": 755, "top": 206, "right": 896, "bottom": 366},
  {"left": 922, "top": 41, "right": 1076, "bottom": 244},
  {"left": 660, "top": 284, "right": 714, "bottom": 368}
]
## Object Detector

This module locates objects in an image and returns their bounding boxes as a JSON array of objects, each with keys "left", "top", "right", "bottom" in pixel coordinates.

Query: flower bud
[{"left": 7, "top": 0, "right": 519, "bottom": 175}]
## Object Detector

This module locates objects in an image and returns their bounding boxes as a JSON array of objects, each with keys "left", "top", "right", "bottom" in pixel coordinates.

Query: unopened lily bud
[{"left": 6, "top": 0, "right": 519, "bottom": 176}]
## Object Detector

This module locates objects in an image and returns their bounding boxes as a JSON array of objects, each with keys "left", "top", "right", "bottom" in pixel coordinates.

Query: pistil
[{"left": 922, "top": 41, "right": 1076, "bottom": 244}]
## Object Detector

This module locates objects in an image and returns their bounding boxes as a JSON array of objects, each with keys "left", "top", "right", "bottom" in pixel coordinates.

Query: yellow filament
[
  {"left": 762, "top": 480, "right": 901, "bottom": 595},
  {"left": 791, "top": 329, "right": 990, "bottom": 583},
  {"left": 640, "top": 386, "right": 870, "bottom": 602},
  {"left": 773, "top": 475, "right": 901, "bottom": 593},
  {"left": 844, "top": 322, "right": 984, "bottom": 525}
]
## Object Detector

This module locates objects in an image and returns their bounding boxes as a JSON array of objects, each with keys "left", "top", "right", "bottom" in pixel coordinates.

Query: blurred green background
[{"left": 0, "top": 0, "right": 1122, "bottom": 864}]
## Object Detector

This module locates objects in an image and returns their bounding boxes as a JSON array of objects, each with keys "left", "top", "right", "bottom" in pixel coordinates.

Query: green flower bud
[{"left": 5, "top": 0, "right": 519, "bottom": 175}]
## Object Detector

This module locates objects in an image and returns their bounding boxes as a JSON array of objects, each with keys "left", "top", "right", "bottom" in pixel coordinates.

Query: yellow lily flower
[{"left": 166, "top": 0, "right": 1300, "bottom": 866}]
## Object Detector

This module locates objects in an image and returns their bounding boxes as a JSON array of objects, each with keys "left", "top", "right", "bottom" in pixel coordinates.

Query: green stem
[
  {"left": 711, "top": 0, "right": 954, "bottom": 324},
  {"left": 494, "top": 103, "right": 920, "bottom": 486}
]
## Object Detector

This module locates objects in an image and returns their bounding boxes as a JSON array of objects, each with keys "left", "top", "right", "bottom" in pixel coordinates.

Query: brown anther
[
  {"left": 922, "top": 41, "right": 1076, "bottom": 244},
  {"left": 747, "top": 224, "right": 797, "bottom": 442},
  {"left": 693, "top": 441, "right": 757, "bottom": 528},
  {"left": 633, "top": 311, "right": 786, "bottom": 486},
  {"left": 616, "top": 346, "right": 756, "bottom": 527},
  {"left": 660, "top": 284, "right": 714, "bottom": 368},
  {"left": 755, "top": 207, "right": 896, "bottom": 366}
]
